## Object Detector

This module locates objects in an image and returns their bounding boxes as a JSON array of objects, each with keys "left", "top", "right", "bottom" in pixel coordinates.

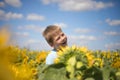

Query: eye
[
  {"left": 61, "top": 33, "right": 64, "bottom": 36},
  {"left": 56, "top": 37, "right": 60, "bottom": 41}
]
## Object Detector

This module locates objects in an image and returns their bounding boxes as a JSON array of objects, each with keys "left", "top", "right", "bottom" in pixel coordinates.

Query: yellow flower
[
  {"left": 101, "top": 51, "right": 107, "bottom": 58},
  {"left": 23, "top": 56, "right": 29, "bottom": 64},
  {"left": 106, "top": 51, "right": 111, "bottom": 59},
  {"left": 29, "top": 60, "right": 36, "bottom": 66},
  {"left": 114, "top": 52, "right": 119, "bottom": 57},
  {"left": 0, "top": 27, "right": 10, "bottom": 47},
  {"left": 10, "top": 64, "right": 19, "bottom": 77},
  {"left": 112, "top": 58, "right": 120, "bottom": 68},
  {"left": 57, "top": 50, "right": 64, "bottom": 56},
  {"left": 36, "top": 51, "right": 48, "bottom": 64},
  {"left": 13, "top": 64, "right": 34, "bottom": 80},
  {"left": 79, "top": 46, "right": 88, "bottom": 53},
  {"left": 94, "top": 58, "right": 103, "bottom": 68},
  {"left": 71, "top": 45, "right": 76, "bottom": 50},
  {"left": 54, "top": 58, "right": 60, "bottom": 64},
  {"left": 57, "top": 46, "right": 69, "bottom": 56},
  {"left": 86, "top": 52, "right": 95, "bottom": 67},
  {"left": 32, "top": 68, "right": 38, "bottom": 76}
]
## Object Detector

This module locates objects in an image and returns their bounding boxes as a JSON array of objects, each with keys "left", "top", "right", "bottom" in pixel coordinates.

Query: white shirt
[{"left": 46, "top": 49, "right": 57, "bottom": 65}]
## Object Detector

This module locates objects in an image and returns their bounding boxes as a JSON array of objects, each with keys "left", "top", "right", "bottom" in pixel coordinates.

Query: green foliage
[{"left": 38, "top": 63, "right": 77, "bottom": 80}]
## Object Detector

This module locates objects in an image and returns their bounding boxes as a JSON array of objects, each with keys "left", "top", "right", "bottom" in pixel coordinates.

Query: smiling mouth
[{"left": 62, "top": 40, "right": 67, "bottom": 46}]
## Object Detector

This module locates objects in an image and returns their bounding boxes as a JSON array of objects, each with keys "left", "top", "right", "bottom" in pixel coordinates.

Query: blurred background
[{"left": 0, "top": 0, "right": 120, "bottom": 51}]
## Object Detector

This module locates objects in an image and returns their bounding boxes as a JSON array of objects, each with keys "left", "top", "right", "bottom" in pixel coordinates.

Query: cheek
[
  {"left": 57, "top": 40, "right": 62, "bottom": 44},
  {"left": 65, "top": 35, "right": 67, "bottom": 38},
  {"left": 54, "top": 40, "right": 60, "bottom": 45},
  {"left": 55, "top": 40, "right": 62, "bottom": 46},
  {"left": 64, "top": 35, "right": 67, "bottom": 40}
]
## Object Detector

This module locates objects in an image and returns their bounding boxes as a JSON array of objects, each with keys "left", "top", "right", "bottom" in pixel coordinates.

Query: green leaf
[
  {"left": 85, "top": 77, "right": 95, "bottom": 80},
  {"left": 76, "top": 61, "right": 83, "bottom": 69},
  {"left": 102, "top": 66, "right": 110, "bottom": 80},
  {"left": 67, "top": 56, "right": 76, "bottom": 66},
  {"left": 40, "top": 63, "right": 69, "bottom": 80},
  {"left": 83, "top": 66, "right": 103, "bottom": 80}
]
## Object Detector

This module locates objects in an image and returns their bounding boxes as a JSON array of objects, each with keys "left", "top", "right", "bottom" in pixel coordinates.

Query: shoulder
[
  {"left": 46, "top": 50, "right": 57, "bottom": 65},
  {"left": 47, "top": 50, "right": 57, "bottom": 57}
]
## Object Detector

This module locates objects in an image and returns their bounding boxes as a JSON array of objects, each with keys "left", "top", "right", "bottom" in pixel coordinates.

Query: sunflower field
[{"left": 0, "top": 27, "right": 120, "bottom": 80}]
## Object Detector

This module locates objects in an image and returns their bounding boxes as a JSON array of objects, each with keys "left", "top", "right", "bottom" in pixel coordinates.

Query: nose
[{"left": 61, "top": 35, "right": 66, "bottom": 41}]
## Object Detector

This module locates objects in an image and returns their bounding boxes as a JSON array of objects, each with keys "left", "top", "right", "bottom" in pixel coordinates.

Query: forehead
[{"left": 53, "top": 30, "right": 63, "bottom": 37}]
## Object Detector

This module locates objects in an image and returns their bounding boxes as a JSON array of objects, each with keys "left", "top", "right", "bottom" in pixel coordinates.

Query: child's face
[{"left": 52, "top": 31, "right": 67, "bottom": 50}]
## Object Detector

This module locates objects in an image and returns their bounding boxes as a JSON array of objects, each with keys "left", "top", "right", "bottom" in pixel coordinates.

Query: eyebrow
[{"left": 54, "top": 32, "right": 63, "bottom": 41}]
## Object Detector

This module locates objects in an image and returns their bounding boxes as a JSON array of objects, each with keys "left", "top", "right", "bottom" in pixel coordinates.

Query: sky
[{"left": 0, "top": 0, "right": 120, "bottom": 51}]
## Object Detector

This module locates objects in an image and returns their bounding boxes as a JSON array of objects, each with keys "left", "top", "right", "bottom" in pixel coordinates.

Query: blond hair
[{"left": 42, "top": 25, "right": 62, "bottom": 46}]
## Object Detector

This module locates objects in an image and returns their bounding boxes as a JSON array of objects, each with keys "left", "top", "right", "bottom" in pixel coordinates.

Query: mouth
[{"left": 61, "top": 40, "right": 67, "bottom": 46}]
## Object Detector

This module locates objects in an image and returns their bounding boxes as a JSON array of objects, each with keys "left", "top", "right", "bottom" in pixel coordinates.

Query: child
[{"left": 42, "top": 25, "right": 68, "bottom": 65}]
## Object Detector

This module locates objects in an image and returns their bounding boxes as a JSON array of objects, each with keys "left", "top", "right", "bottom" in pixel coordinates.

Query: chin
[{"left": 62, "top": 43, "right": 67, "bottom": 47}]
